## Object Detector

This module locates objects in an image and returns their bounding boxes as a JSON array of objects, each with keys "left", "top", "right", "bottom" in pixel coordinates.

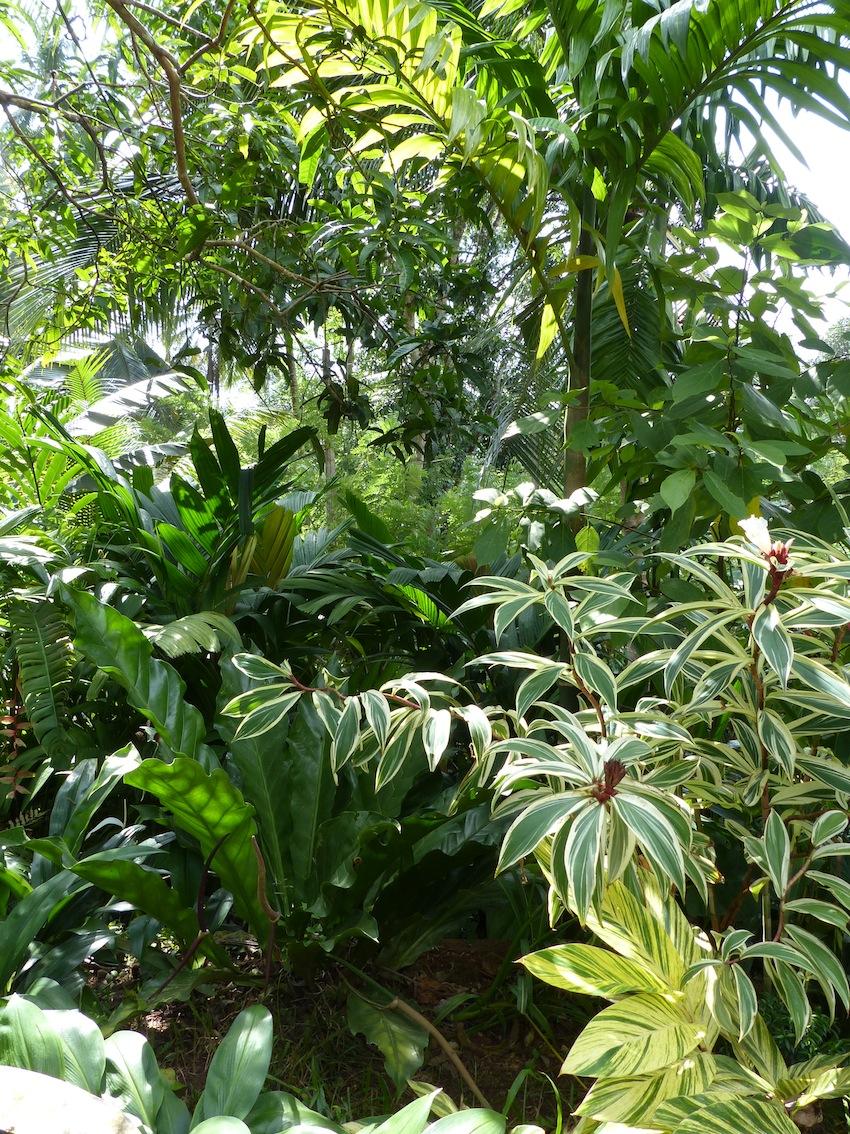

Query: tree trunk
[
  {"left": 284, "top": 327, "right": 299, "bottom": 416},
  {"left": 564, "top": 187, "right": 596, "bottom": 504}
]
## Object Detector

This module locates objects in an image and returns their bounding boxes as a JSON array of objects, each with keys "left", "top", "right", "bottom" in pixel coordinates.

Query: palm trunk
[{"left": 564, "top": 187, "right": 596, "bottom": 504}]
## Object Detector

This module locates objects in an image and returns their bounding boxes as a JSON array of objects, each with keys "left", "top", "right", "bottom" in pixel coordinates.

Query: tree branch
[
  {"left": 104, "top": 0, "right": 199, "bottom": 205},
  {"left": 180, "top": 0, "right": 238, "bottom": 74}
]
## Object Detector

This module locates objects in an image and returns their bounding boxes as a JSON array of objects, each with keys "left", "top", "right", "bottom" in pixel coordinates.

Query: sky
[{"left": 761, "top": 97, "right": 850, "bottom": 330}]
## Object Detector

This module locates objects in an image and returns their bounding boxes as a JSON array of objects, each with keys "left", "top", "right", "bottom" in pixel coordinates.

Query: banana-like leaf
[
  {"left": 61, "top": 589, "right": 208, "bottom": 762},
  {"left": 124, "top": 758, "right": 268, "bottom": 938}
]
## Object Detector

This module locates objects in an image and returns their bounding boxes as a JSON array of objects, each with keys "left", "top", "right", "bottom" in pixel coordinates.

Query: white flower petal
[{"left": 738, "top": 515, "right": 772, "bottom": 554}]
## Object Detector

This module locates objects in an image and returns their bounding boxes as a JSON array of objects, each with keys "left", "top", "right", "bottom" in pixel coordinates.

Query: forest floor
[{"left": 94, "top": 938, "right": 590, "bottom": 1127}]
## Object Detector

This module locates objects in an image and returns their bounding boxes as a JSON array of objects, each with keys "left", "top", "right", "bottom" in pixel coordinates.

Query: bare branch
[
  {"left": 103, "top": 0, "right": 199, "bottom": 205},
  {"left": 180, "top": 0, "right": 238, "bottom": 75}
]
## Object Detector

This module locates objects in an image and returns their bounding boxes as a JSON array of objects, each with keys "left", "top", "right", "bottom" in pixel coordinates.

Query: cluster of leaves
[{"left": 230, "top": 514, "right": 850, "bottom": 1128}]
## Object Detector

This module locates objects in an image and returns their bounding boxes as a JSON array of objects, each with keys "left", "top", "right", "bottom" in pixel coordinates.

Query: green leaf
[
  {"left": 62, "top": 589, "right": 206, "bottom": 760},
  {"left": 104, "top": 1030, "right": 165, "bottom": 1129},
  {"left": 573, "top": 650, "right": 617, "bottom": 710},
  {"left": 347, "top": 991, "right": 428, "bottom": 1089},
  {"left": 659, "top": 469, "right": 696, "bottom": 514},
  {"left": 702, "top": 469, "right": 747, "bottom": 518},
  {"left": 371, "top": 1091, "right": 439, "bottom": 1134},
  {"left": 564, "top": 802, "right": 605, "bottom": 921},
  {"left": 521, "top": 943, "right": 669, "bottom": 998},
  {"left": 611, "top": 793, "right": 686, "bottom": 893},
  {"left": 562, "top": 992, "right": 701, "bottom": 1077},
  {"left": 191, "top": 1120, "right": 251, "bottom": 1134},
  {"left": 125, "top": 759, "right": 267, "bottom": 937},
  {"left": 752, "top": 605, "right": 793, "bottom": 688},
  {"left": 812, "top": 811, "right": 847, "bottom": 846},
  {"left": 0, "top": 996, "right": 64, "bottom": 1078},
  {"left": 763, "top": 810, "right": 790, "bottom": 897},
  {"left": 428, "top": 1111, "right": 505, "bottom": 1134},
  {"left": 197, "top": 1006, "right": 272, "bottom": 1122},
  {"left": 0, "top": 871, "right": 84, "bottom": 990},
  {"left": 71, "top": 856, "right": 211, "bottom": 953},
  {"left": 44, "top": 1008, "right": 106, "bottom": 1093}
]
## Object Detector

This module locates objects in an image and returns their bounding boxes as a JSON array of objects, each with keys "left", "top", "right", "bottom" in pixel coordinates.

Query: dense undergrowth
[
  {"left": 3, "top": 392, "right": 850, "bottom": 1134},
  {"left": 4, "top": 0, "right": 850, "bottom": 1129}
]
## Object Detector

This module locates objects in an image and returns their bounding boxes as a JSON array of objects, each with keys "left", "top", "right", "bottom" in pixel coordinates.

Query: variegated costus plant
[{"left": 227, "top": 519, "right": 850, "bottom": 1131}]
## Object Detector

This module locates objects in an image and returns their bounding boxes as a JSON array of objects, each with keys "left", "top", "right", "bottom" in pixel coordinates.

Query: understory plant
[
  {"left": 231, "top": 516, "right": 850, "bottom": 1127},
  {"left": 0, "top": 992, "right": 531, "bottom": 1134}
]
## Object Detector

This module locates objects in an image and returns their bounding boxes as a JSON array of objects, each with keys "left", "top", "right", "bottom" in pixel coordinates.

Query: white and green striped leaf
[
  {"left": 520, "top": 943, "right": 669, "bottom": 999},
  {"left": 752, "top": 605, "right": 793, "bottom": 688},
  {"left": 562, "top": 993, "right": 701, "bottom": 1078}
]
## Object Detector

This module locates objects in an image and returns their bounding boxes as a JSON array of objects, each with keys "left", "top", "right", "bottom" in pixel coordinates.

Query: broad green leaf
[
  {"left": 371, "top": 1091, "right": 439, "bottom": 1134},
  {"left": 197, "top": 1006, "right": 272, "bottom": 1121},
  {"left": 562, "top": 992, "right": 701, "bottom": 1077},
  {"left": 428, "top": 1112, "right": 506, "bottom": 1134},
  {"left": 659, "top": 469, "right": 696, "bottom": 514},
  {"left": 347, "top": 992, "right": 427, "bottom": 1089},
  {"left": 104, "top": 1030, "right": 165, "bottom": 1129},
  {"left": 191, "top": 1120, "right": 251, "bottom": 1134},
  {"left": 72, "top": 857, "right": 208, "bottom": 952},
  {"left": 0, "top": 871, "right": 85, "bottom": 991},
  {"left": 0, "top": 996, "right": 64, "bottom": 1079},
  {"left": 673, "top": 1097, "right": 798, "bottom": 1134},
  {"left": 125, "top": 759, "right": 267, "bottom": 937},
  {"left": 44, "top": 1008, "right": 106, "bottom": 1093},
  {"left": 62, "top": 589, "right": 206, "bottom": 760}
]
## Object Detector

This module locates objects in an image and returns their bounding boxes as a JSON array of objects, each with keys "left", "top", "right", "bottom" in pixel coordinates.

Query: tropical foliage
[{"left": 2, "top": 0, "right": 850, "bottom": 1132}]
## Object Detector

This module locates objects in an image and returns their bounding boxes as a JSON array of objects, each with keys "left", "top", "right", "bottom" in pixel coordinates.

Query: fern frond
[{"left": 9, "top": 599, "right": 75, "bottom": 758}]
